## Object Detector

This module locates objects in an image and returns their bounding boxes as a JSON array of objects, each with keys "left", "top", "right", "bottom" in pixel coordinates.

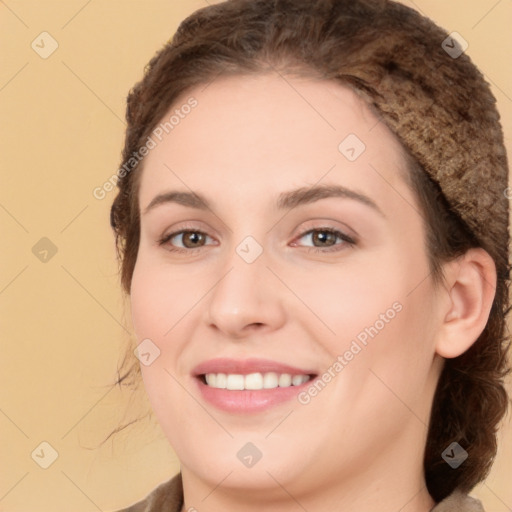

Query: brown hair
[{"left": 109, "top": 0, "right": 511, "bottom": 502}]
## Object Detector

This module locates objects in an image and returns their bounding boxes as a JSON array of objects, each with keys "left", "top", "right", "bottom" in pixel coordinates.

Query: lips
[
  {"left": 192, "top": 357, "right": 316, "bottom": 376},
  {"left": 192, "top": 358, "right": 318, "bottom": 413}
]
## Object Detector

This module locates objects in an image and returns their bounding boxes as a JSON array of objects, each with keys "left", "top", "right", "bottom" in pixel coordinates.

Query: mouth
[{"left": 192, "top": 358, "right": 318, "bottom": 413}]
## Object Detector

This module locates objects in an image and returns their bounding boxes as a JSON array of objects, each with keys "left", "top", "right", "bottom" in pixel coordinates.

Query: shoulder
[
  {"left": 110, "top": 472, "right": 183, "bottom": 512},
  {"left": 431, "top": 489, "right": 485, "bottom": 512}
]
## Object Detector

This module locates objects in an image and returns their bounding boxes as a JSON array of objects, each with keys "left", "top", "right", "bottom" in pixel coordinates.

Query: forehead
[{"left": 137, "top": 72, "right": 408, "bottom": 211}]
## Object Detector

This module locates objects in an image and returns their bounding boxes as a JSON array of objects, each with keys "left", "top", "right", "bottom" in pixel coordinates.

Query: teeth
[
  {"left": 245, "top": 372, "right": 263, "bottom": 390},
  {"left": 226, "top": 374, "right": 244, "bottom": 390},
  {"left": 203, "top": 372, "right": 310, "bottom": 390},
  {"left": 278, "top": 374, "right": 292, "bottom": 387},
  {"left": 205, "top": 374, "right": 216, "bottom": 387},
  {"left": 292, "top": 375, "right": 304, "bottom": 386},
  {"left": 216, "top": 373, "right": 227, "bottom": 388},
  {"left": 263, "top": 372, "right": 279, "bottom": 389}
]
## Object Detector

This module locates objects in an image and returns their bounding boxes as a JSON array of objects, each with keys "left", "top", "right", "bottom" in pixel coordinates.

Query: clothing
[{"left": 113, "top": 472, "right": 485, "bottom": 512}]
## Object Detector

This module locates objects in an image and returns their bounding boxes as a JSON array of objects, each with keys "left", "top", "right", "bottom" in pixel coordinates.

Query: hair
[{"left": 108, "top": 0, "right": 511, "bottom": 503}]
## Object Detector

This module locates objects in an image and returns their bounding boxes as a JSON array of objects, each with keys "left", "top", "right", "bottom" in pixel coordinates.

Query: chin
[{"left": 180, "top": 441, "right": 307, "bottom": 488}]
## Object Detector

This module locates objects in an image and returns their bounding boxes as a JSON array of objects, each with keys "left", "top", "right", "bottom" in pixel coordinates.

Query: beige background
[{"left": 1, "top": 1, "right": 511, "bottom": 511}]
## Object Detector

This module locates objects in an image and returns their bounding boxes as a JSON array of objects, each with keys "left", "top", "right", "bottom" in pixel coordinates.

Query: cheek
[
  {"left": 298, "top": 260, "right": 405, "bottom": 353},
  {"left": 129, "top": 255, "right": 204, "bottom": 380},
  {"left": 130, "top": 254, "right": 197, "bottom": 341},
  {"left": 129, "top": 259, "right": 191, "bottom": 430},
  {"left": 348, "top": 277, "right": 438, "bottom": 418},
  {"left": 130, "top": 262, "right": 165, "bottom": 341},
  {"left": 314, "top": 245, "right": 434, "bottom": 375}
]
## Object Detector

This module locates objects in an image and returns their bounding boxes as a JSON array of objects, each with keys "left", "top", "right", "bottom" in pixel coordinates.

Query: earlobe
[{"left": 434, "top": 248, "right": 497, "bottom": 359}]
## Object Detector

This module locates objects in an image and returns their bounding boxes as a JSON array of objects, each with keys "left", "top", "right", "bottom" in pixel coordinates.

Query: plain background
[{"left": 1, "top": 1, "right": 511, "bottom": 511}]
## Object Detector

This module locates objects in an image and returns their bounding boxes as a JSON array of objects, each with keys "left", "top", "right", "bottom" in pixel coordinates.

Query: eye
[
  {"left": 158, "top": 229, "right": 216, "bottom": 253},
  {"left": 157, "top": 226, "right": 356, "bottom": 255},
  {"left": 291, "top": 227, "right": 356, "bottom": 253}
]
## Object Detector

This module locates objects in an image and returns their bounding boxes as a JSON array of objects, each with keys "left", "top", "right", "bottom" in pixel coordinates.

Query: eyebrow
[{"left": 142, "top": 184, "right": 385, "bottom": 218}]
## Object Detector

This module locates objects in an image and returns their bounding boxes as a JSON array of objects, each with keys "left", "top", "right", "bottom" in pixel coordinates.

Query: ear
[{"left": 434, "top": 248, "right": 497, "bottom": 359}]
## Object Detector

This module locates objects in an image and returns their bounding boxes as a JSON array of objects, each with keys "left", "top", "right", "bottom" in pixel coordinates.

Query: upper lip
[{"left": 192, "top": 358, "right": 317, "bottom": 377}]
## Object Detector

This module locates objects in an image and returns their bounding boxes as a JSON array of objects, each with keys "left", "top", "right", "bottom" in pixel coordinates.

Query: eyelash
[{"left": 157, "top": 226, "right": 356, "bottom": 254}]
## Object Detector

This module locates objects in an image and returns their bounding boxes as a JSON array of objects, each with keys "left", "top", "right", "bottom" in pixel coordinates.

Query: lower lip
[{"left": 195, "top": 377, "right": 315, "bottom": 413}]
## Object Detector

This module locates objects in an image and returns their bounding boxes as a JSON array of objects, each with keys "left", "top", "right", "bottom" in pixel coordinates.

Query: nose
[{"left": 205, "top": 246, "right": 287, "bottom": 339}]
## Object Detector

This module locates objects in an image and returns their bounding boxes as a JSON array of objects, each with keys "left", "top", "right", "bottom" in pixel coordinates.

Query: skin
[{"left": 129, "top": 72, "right": 496, "bottom": 512}]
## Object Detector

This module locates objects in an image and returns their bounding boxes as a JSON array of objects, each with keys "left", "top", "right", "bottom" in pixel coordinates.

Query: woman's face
[{"left": 130, "top": 73, "right": 445, "bottom": 496}]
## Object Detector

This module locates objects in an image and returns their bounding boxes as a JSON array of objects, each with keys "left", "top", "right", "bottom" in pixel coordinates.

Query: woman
[{"left": 109, "top": 0, "right": 511, "bottom": 510}]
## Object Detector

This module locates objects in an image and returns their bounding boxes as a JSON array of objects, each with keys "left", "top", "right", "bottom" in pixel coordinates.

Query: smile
[{"left": 192, "top": 358, "right": 318, "bottom": 413}]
